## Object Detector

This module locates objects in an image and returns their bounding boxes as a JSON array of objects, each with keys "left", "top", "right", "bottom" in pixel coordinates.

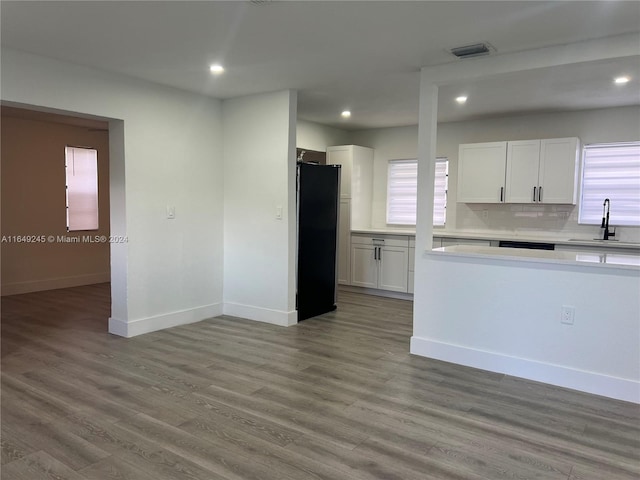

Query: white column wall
[{"left": 222, "top": 90, "right": 297, "bottom": 326}]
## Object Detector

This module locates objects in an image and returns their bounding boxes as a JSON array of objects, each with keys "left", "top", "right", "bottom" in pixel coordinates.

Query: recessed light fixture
[
  {"left": 614, "top": 76, "right": 630, "bottom": 84},
  {"left": 341, "top": 110, "right": 351, "bottom": 118},
  {"left": 455, "top": 96, "right": 468, "bottom": 104},
  {"left": 209, "top": 64, "right": 225, "bottom": 74}
]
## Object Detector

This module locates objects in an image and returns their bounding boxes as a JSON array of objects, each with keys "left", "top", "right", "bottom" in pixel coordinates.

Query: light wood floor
[{"left": 1, "top": 283, "right": 638, "bottom": 480}]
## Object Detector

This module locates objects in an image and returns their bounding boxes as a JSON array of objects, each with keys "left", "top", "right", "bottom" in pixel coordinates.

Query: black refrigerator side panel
[{"left": 297, "top": 163, "right": 340, "bottom": 321}]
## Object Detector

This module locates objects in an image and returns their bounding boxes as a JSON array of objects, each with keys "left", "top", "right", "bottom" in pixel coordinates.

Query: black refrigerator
[{"left": 296, "top": 162, "right": 341, "bottom": 321}]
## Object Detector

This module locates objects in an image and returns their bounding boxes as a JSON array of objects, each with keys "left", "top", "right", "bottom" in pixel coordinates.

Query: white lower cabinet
[
  {"left": 351, "top": 243, "right": 378, "bottom": 288},
  {"left": 378, "top": 245, "right": 409, "bottom": 292},
  {"left": 351, "top": 234, "right": 409, "bottom": 293}
]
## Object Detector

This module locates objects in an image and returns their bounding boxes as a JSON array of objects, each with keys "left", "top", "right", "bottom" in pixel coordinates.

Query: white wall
[
  {"left": 223, "top": 91, "right": 297, "bottom": 326},
  {"left": 350, "top": 106, "right": 640, "bottom": 243},
  {"left": 296, "top": 119, "right": 349, "bottom": 151},
  {"left": 350, "top": 125, "right": 419, "bottom": 231},
  {"left": 1, "top": 48, "right": 224, "bottom": 336}
]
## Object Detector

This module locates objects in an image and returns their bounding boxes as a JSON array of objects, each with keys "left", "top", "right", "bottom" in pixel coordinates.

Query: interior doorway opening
[{"left": 1, "top": 104, "right": 124, "bottom": 332}]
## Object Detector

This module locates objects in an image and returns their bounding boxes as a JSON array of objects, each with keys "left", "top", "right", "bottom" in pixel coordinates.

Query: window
[
  {"left": 433, "top": 160, "right": 449, "bottom": 226},
  {"left": 579, "top": 142, "right": 640, "bottom": 226},
  {"left": 386, "top": 158, "right": 448, "bottom": 226},
  {"left": 65, "top": 146, "right": 99, "bottom": 231}
]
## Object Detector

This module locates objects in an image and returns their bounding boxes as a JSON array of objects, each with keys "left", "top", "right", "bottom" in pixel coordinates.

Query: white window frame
[
  {"left": 386, "top": 158, "right": 448, "bottom": 226},
  {"left": 578, "top": 142, "right": 640, "bottom": 227}
]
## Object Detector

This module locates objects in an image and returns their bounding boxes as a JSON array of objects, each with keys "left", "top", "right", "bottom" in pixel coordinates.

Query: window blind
[
  {"left": 386, "top": 158, "right": 448, "bottom": 226},
  {"left": 65, "top": 146, "right": 99, "bottom": 231},
  {"left": 579, "top": 142, "right": 640, "bottom": 226}
]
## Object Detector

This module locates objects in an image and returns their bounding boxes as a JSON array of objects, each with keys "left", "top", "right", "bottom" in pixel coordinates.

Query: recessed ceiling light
[
  {"left": 455, "top": 96, "right": 468, "bottom": 104},
  {"left": 209, "top": 64, "right": 225, "bottom": 74},
  {"left": 341, "top": 110, "right": 351, "bottom": 118},
  {"left": 614, "top": 76, "right": 630, "bottom": 84}
]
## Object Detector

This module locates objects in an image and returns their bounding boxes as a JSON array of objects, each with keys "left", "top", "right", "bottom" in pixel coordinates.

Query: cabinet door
[
  {"left": 538, "top": 138, "right": 579, "bottom": 204},
  {"left": 505, "top": 140, "right": 540, "bottom": 203},
  {"left": 350, "top": 244, "right": 377, "bottom": 288},
  {"left": 457, "top": 142, "right": 507, "bottom": 203},
  {"left": 337, "top": 199, "right": 351, "bottom": 285},
  {"left": 378, "top": 246, "right": 408, "bottom": 293},
  {"left": 326, "top": 146, "right": 352, "bottom": 198}
]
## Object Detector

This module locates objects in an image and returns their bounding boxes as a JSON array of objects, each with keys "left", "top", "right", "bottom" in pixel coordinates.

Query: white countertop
[
  {"left": 352, "top": 228, "right": 417, "bottom": 236},
  {"left": 431, "top": 245, "right": 640, "bottom": 271},
  {"left": 351, "top": 228, "right": 640, "bottom": 250}
]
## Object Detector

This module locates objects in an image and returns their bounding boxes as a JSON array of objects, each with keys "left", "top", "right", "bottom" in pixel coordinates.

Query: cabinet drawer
[{"left": 351, "top": 234, "right": 409, "bottom": 248}]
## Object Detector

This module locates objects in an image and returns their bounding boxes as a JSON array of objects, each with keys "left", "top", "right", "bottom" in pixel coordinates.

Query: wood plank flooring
[{"left": 1, "top": 283, "right": 638, "bottom": 479}]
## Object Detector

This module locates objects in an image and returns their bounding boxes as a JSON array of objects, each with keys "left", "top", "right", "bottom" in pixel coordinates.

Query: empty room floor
[{"left": 1, "top": 284, "right": 638, "bottom": 479}]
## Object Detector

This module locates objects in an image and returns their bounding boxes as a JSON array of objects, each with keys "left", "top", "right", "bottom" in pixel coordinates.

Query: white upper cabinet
[
  {"left": 459, "top": 138, "right": 580, "bottom": 204},
  {"left": 537, "top": 137, "right": 580, "bottom": 204},
  {"left": 505, "top": 137, "right": 580, "bottom": 204},
  {"left": 457, "top": 142, "right": 507, "bottom": 203},
  {"left": 505, "top": 140, "right": 541, "bottom": 203}
]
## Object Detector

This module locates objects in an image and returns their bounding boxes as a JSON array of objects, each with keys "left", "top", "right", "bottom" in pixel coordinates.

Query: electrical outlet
[
  {"left": 561, "top": 305, "right": 575, "bottom": 325},
  {"left": 482, "top": 210, "right": 489, "bottom": 220}
]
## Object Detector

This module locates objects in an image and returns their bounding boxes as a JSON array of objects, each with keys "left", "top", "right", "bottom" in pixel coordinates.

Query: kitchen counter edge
[{"left": 429, "top": 245, "right": 640, "bottom": 271}]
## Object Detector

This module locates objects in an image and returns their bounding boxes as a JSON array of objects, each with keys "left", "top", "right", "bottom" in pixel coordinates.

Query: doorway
[{"left": 1, "top": 106, "right": 114, "bottom": 325}]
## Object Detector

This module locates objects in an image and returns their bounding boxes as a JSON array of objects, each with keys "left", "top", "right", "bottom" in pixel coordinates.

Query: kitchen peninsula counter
[{"left": 431, "top": 244, "right": 640, "bottom": 271}]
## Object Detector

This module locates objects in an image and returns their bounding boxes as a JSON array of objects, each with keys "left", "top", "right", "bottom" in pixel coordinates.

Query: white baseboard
[
  {"left": 2, "top": 272, "right": 111, "bottom": 296},
  {"left": 223, "top": 302, "right": 297, "bottom": 326},
  {"left": 109, "top": 303, "right": 223, "bottom": 338},
  {"left": 410, "top": 336, "right": 639, "bottom": 404}
]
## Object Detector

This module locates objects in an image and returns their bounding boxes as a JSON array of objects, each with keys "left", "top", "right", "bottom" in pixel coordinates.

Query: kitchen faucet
[{"left": 601, "top": 198, "right": 616, "bottom": 240}]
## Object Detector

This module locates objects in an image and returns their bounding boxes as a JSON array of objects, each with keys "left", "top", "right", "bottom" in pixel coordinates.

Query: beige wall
[{"left": 1, "top": 112, "right": 111, "bottom": 295}]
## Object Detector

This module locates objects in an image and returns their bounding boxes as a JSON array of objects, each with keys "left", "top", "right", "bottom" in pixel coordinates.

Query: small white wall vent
[{"left": 450, "top": 42, "right": 496, "bottom": 59}]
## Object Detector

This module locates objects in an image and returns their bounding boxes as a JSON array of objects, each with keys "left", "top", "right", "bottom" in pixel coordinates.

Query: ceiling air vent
[{"left": 450, "top": 43, "right": 494, "bottom": 59}]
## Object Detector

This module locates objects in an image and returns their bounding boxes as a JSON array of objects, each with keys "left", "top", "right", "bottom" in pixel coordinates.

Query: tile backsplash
[{"left": 448, "top": 203, "right": 640, "bottom": 243}]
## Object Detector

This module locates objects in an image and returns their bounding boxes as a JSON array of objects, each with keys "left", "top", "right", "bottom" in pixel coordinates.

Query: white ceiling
[{"left": 2, "top": 1, "right": 639, "bottom": 129}]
